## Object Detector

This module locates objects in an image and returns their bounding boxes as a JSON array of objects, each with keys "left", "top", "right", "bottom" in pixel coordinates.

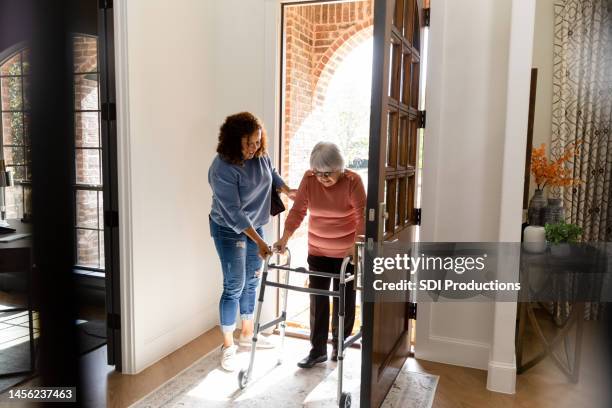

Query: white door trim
[
  {"left": 488, "top": 0, "right": 536, "bottom": 394},
  {"left": 113, "top": 0, "right": 137, "bottom": 375}
]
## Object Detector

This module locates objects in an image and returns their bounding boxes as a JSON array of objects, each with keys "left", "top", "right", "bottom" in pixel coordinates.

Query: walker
[{"left": 237, "top": 246, "right": 364, "bottom": 408}]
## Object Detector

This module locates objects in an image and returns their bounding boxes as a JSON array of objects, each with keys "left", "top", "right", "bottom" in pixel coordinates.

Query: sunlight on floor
[{"left": 175, "top": 336, "right": 362, "bottom": 406}]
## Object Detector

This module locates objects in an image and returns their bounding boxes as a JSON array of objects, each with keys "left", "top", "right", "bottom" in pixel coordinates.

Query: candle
[{"left": 523, "top": 226, "right": 546, "bottom": 253}]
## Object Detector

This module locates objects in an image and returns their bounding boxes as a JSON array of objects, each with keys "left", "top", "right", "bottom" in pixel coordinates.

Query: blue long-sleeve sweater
[{"left": 208, "top": 155, "right": 284, "bottom": 233}]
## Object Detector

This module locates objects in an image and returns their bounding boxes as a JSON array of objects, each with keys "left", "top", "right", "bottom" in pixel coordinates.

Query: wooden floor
[{"left": 77, "top": 315, "right": 610, "bottom": 408}]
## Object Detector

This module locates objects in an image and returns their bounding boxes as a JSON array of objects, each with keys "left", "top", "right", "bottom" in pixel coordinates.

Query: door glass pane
[
  {"left": 413, "top": 3, "right": 421, "bottom": 51},
  {"left": 407, "top": 175, "right": 415, "bottom": 224},
  {"left": 2, "top": 112, "right": 23, "bottom": 145},
  {"left": 99, "top": 230, "right": 105, "bottom": 269},
  {"left": 76, "top": 190, "right": 99, "bottom": 229},
  {"left": 0, "top": 52, "right": 21, "bottom": 76},
  {"left": 395, "top": 178, "right": 402, "bottom": 227},
  {"left": 389, "top": 38, "right": 401, "bottom": 100},
  {"left": 75, "top": 148, "right": 101, "bottom": 185},
  {"left": 401, "top": 50, "right": 412, "bottom": 105},
  {"left": 385, "top": 178, "right": 397, "bottom": 233},
  {"left": 398, "top": 115, "right": 408, "bottom": 167},
  {"left": 393, "top": 0, "right": 404, "bottom": 31},
  {"left": 73, "top": 36, "right": 98, "bottom": 73},
  {"left": 409, "top": 118, "right": 418, "bottom": 167},
  {"left": 3, "top": 146, "right": 24, "bottom": 166},
  {"left": 75, "top": 112, "right": 100, "bottom": 148},
  {"left": 98, "top": 191, "right": 104, "bottom": 231},
  {"left": 9, "top": 165, "right": 25, "bottom": 181},
  {"left": 386, "top": 111, "right": 398, "bottom": 167},
  {"left": 398, "top": 177, "right": 407, "bottom": 225},
  {"left": 411, "top": 60, "right": 420, "bottom": 109},
  {"left": 1, "top": 76, "right": 23, "bottom": 111},
  {"left": 383, "top": 180, "right": 389, "bottom": 234},
  {"left": 404, "top": 0, "right": 415, "bottom": 43},
  {"left": 76, "top": 229, "right": 100, "bottom": 268},
  {"left": 74, "top": 73, "right": 99, "bottom": 111}
]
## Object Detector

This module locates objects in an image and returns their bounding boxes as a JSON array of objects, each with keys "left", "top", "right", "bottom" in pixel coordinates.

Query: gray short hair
[{"left": 310, "top": 142, "right": 345, "bottom": 172}]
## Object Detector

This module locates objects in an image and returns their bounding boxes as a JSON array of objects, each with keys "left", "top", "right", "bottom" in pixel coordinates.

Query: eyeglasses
[{"left": 313, "top": 170, "right": 337, "bottom": 178}]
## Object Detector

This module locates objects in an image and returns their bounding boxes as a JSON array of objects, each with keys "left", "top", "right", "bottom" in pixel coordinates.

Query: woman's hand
[
  {"left": 243, "top": 226, "right": 272, "bottom": 260},
  {"left": 257, "top": 240, "right": 273, "bottom": 259},
  {"left": 273, "top": 236, "right": 289, "bottom": 254}
]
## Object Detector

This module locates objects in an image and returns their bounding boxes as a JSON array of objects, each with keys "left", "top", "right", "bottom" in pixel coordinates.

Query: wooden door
[{"left": 361, "top": 0, "right": 425, "bottom": 406}]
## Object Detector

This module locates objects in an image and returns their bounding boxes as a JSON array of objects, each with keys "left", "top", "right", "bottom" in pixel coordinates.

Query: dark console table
[
  {"left": 516, "top": 244, "right": 608, "bottom": 383},
  {"left": 0, "top": 220, "right": 35, "bottom": 379}
]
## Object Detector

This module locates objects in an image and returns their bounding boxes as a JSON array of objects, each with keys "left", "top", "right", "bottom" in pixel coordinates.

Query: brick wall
[{"left": 282, "top": 0, "right": 373, "bottom": 189}]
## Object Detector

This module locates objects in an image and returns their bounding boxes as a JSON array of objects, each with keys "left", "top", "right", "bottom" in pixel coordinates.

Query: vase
[
  {"left": 522, "top": 225, "right": 546, "bottom": 253},
  {"left": 527, "top": 189, "right": 547, "bottom": 226},
  {"left": 543, "top": 198, "right": 564, "bottom": 226}
]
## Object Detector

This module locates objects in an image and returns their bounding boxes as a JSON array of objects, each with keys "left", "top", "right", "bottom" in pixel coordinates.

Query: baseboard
[
  {"left": 486, "top": 360, "right": 516, "bottom": 394},
  {"left": 135, "top": 308, "right": 218, "bottom": 374},
  {"left": 416, "top": 334, "right": 490, "bottom": 370}
]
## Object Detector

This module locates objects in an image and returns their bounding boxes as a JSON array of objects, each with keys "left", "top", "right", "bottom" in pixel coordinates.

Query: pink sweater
[{"left": 285, "top": 170, "right": 366, "bottom": 258}]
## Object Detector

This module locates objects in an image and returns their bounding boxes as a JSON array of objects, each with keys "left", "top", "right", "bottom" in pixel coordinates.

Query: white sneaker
[
  {"left": 238, "top": 334, "right": 276, "bottom": 349},
  {"left": 220, "top": 345, "right": 238, "bottom": 371}
]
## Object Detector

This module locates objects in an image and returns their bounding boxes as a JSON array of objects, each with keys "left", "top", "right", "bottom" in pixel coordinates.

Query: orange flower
[{"left": 530, "top": 141, "right": 581, "bottom": 189}]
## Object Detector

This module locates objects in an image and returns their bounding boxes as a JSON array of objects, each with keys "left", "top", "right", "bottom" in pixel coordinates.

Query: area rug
[
  {"left": 131, "top": 336, "right": 438, "bottom": 408},
  {"left": 77, "top": 319, "right": 106, "bottom": 355}
]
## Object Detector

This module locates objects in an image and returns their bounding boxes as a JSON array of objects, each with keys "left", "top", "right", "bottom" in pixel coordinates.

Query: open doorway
[{"left": 278, "top": 0, "right": 373, "bottom": 336}]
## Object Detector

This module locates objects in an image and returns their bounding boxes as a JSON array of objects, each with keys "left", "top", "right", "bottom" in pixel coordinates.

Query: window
[
  {"left": 1, "top": 47, "right": 32, "bottom": 220},
  {"left": 0, "top": 36, "right": 105, "bottom": 271},
  {"left": 73, "top": 34, "right": 104, "bottom": 270}
]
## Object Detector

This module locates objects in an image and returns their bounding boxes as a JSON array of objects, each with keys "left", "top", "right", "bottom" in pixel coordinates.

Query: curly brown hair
[{"left": 217, "top": 112, "right": 268, "bottom": 165}]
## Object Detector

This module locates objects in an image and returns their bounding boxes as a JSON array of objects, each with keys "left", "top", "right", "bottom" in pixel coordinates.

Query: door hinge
[
  {"left": 99, "top": 0, "right": 113, "bottom": 9},
  {"left": 417, "top": 110, "right": 426, "bottom": 129},
  {"left": 408, "top": 302, "right": 417, "bottom": 320},
  {"left": 107, "top": 312, "right": 121, "bottom": 330},
  {"left": 414, "top": 208, "right": 422, "bottom": 226},
  {"left": 104, "top": 210, "right": 119, "bottom": 228},
  {"left": 101, "top": 102, "right": 116, "bottom": 121},
  {"left": 423, "top": 8, "right": 431, "bottom": 27}
]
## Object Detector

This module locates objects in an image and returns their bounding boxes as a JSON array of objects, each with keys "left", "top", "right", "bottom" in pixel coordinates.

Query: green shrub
[{"left": 544, "top": 222, "right": 583, "bottom": 245}]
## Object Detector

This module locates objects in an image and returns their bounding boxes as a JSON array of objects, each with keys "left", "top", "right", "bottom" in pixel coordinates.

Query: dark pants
[{"left": 307, "top": 254, "right": 356, "bottom": 357}]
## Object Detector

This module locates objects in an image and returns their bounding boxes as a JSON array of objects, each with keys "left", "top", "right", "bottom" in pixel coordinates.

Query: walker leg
[
  {"left": 337, "top": 279, "right": 346, "bottom": 404},
  {"left": 277, "top": 265, "right": 290, "bottom": 363},
  {"left": 243, "top": 269, "right": 269, "bottom": 383}
]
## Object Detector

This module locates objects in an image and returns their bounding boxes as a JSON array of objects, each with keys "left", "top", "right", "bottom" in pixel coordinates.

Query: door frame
[{"left": 113, "top": 0, "right": 137, "bottom": 374}]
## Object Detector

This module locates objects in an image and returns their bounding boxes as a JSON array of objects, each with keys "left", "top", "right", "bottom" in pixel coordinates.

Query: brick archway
[{"left": 312, "top": 23, "right": 373, "bottom": 108}]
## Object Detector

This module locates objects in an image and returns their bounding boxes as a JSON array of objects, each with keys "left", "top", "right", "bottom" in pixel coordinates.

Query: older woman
[
  {"left": 274, "top": 142, "right": 366, "bottom": 368},
  {"left": 208, "top": 112, "right": 294, "bottom": 371}
]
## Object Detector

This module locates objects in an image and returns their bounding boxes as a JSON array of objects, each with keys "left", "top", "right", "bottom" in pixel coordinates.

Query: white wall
[
  {"left": 116, "top": 0, "right": 275, "bottom": 373},
  {"left": 417, "top": 0, "right": 527, "bottom": 394}
]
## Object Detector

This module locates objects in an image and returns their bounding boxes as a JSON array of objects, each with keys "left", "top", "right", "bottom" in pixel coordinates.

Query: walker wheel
[
  {"left": 238, "top": 369, "right": 248, "bottom": 389},
  {"left": 340, "top": 392, "right": 351, "bottom": 408}
]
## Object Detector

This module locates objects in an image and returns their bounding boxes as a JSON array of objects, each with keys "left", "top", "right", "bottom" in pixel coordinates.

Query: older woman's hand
[
  {"left": 279, "top": 185, "right": 297, "bottom": 200},
  {"left": 286, "top": 189, "right": 297, "bottom": 200},
  {"left": 273, "top": 236, "right": 290, "bottom": 254}
]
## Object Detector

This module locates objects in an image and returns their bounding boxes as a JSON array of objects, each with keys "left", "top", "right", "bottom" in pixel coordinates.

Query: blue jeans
[{"left": 209, "top": 218, "right": 263, "bottom": 333}]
